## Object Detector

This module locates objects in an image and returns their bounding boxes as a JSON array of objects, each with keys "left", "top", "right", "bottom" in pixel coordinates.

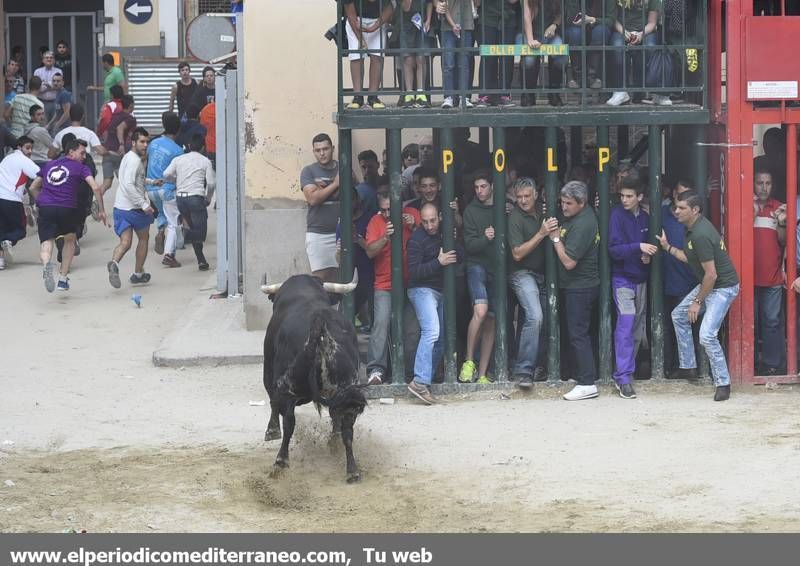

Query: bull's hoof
[
  {"left": 346, "top": 470, "right": 361, "bottom": 484},
  {"left": 264, "top": 427, "right": 282, "bottom": 442}
]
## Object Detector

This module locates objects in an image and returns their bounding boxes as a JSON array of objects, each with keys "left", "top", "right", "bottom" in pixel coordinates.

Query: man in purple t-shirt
[{"left": 29, "top": 138, "right": 107, "bottom": 292}]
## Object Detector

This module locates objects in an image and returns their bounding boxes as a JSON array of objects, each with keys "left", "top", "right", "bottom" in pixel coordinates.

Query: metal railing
[{"left": 335, "top": 0, "right": 708, "bottom": 113}]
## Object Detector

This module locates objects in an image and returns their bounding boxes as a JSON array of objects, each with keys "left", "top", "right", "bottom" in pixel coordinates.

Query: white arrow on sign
[{"left": 126, "top": 2, "right": 153, "bottom": 18}]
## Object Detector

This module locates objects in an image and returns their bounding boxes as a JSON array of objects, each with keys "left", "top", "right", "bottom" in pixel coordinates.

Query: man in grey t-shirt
[{"left": 300, "top": 133, "right": 341, "bottom": 282}]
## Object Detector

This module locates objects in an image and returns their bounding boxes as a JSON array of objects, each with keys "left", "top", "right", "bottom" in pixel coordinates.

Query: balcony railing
[{"left": 334, "top": 0, "right": 708, "bottom": 114}]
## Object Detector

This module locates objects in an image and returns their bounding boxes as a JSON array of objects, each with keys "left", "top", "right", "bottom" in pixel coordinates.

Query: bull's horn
[
  {"left": 260, "top": 273, "right": 284, "bottom": 295},
  {"left": 322, "top": 270, "right": 359, "bottom": 294}
]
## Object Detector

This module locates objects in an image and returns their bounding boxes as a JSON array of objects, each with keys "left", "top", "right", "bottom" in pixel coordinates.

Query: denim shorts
[{"left": 466, "top": 263, "right": 495, "bottom": 314}]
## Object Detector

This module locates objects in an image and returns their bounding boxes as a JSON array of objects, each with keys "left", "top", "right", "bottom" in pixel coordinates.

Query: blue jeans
[
  {"left": 609, "top": 31, "right": 659, "bottom": 89},
  {"left": 509, "top": 270, "right": 545, "bottom": 377},
  {"left": 564, "top": 286, "right": 599, "bottom": 385},
  {"left": 407, "top": 287, "right": 444, "bottom": 385},
  {"left": 755, "top": 285, "right": 785, "bottom": 370},
  {"left": 516, "top": 32, "right": 566, "bottom": 89},
  {"left": 367, "top": 290, "right": 391, "bottom": 376},
  {"left": 672, "top": 284, "right": 740, "bottom": 386},
  {"left": 478, "top": 22, "right": 517, "bottom": 95},
  {"left": 441, "top": 29, "right": 474, "bottom": 101},
  {"left": 563, "top": 23, "right": 613, "bottom": 81},
  {"left": 466, "top": 263, "right": 495, "bottom": 314}
]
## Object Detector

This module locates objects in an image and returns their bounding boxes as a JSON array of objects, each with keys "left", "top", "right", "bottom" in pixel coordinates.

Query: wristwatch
[{"left": 552, "top": 236, "right": 561, "bottom": 243}]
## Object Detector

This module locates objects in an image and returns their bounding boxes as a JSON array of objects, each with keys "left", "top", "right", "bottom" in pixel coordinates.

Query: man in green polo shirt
[
  {"left": 507, "top": 177, "right": 558, "bottom": 388},
  {"left": 88, "top": 54, "right": 126, "bottom": 102},
  {"left": 548, "top": 181, "right": 600, "bottom": 400},
  {"left": 657, "top": 191, "right": 740, "bottom": 401}
]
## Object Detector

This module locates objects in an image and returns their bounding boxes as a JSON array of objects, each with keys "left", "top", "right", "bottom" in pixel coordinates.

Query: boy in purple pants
[{"left": 608, "top": 177, "right": 658, "bottom": 398}]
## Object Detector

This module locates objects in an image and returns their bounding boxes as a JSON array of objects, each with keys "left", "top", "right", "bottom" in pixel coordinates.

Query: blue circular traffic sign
[{"left": 124, "top": 0, "right": 153, "bottom": 25}]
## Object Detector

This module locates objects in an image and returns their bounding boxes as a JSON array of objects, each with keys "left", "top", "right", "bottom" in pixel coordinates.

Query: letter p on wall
[
  {"left": 442, "top": 149, "right": 454, "bottom": 173},
  {"left": 598, "top": 147, "right": 610, "bottom": 172}
]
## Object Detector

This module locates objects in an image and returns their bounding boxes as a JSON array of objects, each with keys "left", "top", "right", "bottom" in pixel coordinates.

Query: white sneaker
[
  {"left": 563, "top": 384, "right": 599, "bottom": 401},
  {"left": 1, "top": 240, "right": 12, "bottom": 265},
  {"left": 463, "top": 97, "right": 474, "bottom": 108},
  {"left": 652, "top": 94, "right": 673, "bottom": 106},
  {"left": 442, "top": 97, "right": 454, "bottom": 109},
  {"left": 606, "top": 91, "right": 631, "bottom": 106}
]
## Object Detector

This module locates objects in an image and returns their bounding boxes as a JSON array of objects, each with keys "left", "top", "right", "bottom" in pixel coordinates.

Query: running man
[{"left": 0, "top": 136, "right": 39, "bottom": 270}]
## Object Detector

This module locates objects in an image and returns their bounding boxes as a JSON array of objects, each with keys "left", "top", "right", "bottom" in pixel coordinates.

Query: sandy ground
[{"left": 2, "top": 207, "right": 800, "bottom": 533}]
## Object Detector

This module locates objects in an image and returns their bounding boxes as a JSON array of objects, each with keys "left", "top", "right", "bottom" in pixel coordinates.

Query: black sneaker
[
  {"left": 130, "top": 272, "right": 152, "bottom": 284},
  {"left": 616, "top": 382, "right": 637, "bottom": 399},
  {"left": 346, "top": 96, "right": 364, "bottom": 110},
  {"left": 547, "top": 93, "right": 564, "bottom": 107},
  {"left": 714, "top": 385, "right": 730, "bottom": 402},
  {"left": 198, "top": 261, "right": 210, "bottom": 271},
  {"left": 520, "top": 93, "right": 537, "bottom": 107},
  {"left": 517, "top": 375, "right": 534, "bottom": 390},
  {"left": 367, "top": 96, "right": 386, "bottom": 109},
  {"left": 666, "top": 367, "right": 699, "bottom": 380}
]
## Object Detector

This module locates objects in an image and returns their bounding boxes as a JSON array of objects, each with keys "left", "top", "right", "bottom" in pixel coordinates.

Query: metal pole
[
  {"left": 545, "top": 126, "right": 561, "bottom": 381},
  {"left": 339, "top": 128, "right": 355, "bottom": 322},
  {"left": 440, "top": 127, "right": 457, "bottom": 383},
  {"left": 215, "top": 74, "right": 228, "bottom": 294},
  {"left": 492, "top": 127, "right": 508, "bottom": 382},
  {"left": 235, "top": 12, "right": 246, "bottom": 292},
  {"left": 648, "top": 124, "right": 665, "bottom": 380},
  {"left": 786, "top": 124, "right": 798, "bottom": 376},
  {"left": 597, "top": 126, "right": 613, "bottom": 382},
  {"left": 388, "top": 128, "right": 406, "bottom": 384},
  {"left": 225, "top": 70, "right": 239, "bottom": 296}
]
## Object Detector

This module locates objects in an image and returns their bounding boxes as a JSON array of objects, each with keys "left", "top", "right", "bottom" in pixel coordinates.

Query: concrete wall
[
  {"left": 241, "top": 1, "right": 433, "bottom": 329},
  {"left": 104, "top": 0, "right": 180, "bottom": 57}
]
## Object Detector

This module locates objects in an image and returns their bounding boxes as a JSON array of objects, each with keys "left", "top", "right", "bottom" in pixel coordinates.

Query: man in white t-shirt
[
  {"left": 51, "top": 103, "right": 105, "bottom": 156},
  {"left": 0, "top": 136, "right": 40, "bottom": 269}
]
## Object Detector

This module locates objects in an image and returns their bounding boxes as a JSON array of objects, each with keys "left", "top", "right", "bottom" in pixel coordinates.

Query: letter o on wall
[{"left": 494, "top": 149, "right": 506, "bottom": 173}]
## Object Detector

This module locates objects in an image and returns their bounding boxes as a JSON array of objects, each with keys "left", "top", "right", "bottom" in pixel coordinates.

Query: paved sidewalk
[{"left": 153, "top": 289, "right": 264, "bottom": 367}]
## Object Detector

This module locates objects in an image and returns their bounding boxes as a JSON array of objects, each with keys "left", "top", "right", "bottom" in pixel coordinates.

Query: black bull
[{"left": 262, "top": 275, "right": 367, "bottom": 483}]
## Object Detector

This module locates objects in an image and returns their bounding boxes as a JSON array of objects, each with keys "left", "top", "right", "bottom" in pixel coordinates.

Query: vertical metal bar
[
  {"left": 492, "top": 127, "right": 508, "bottom": 382},
  {"left": 339, "top": 128, "right": 355, "bottom": 322},
  {"left": 570, "top": 126, "right": 582, "bottom": 170},
  {"left": 545, "top": 126, "right": 561, "bottom": 381},
  {"left": 388, "top": 128, "right": 406, "bottom": 384},
  {"left": 786, "top": 124, "right": 798, "bottom": 376},
  {"left": 235, "top": 12, "right": 246, "bottom": 292},
  {"left": 648, "top": 124, "right": 665, "bottom": 380},
  {"left": 215, "top": 74, "right": 228, "bottom": 294},
  {"left": 70, "top": 16, "right": 77, "bottom": 94},
  {"left": 597, "top": 126, "right": 613, "bottom": 382},
  {"left": 225, "top": 70, "right": 240, "bottom": 296},
  {"left": 337, "top": 0, "right": 344, "bottom": 113},
  {"left": 440, "top": 127, "right": 457, "bottom": 383},
  {"left": 25, "top": 17, "right": 31, "bottom": 81}
]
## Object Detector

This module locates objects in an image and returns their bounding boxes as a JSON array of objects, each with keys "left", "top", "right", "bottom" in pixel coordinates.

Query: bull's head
[{"left": 260, "top": 270, "right": 359, "bottom": 298}]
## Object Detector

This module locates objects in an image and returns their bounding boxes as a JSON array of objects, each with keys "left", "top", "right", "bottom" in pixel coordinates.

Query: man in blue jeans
[
  {"left": 658, "top": 192, "right": 740, "bottom": 401},
  {"left": 549, "top": 181, "right": 600, "bottom": 401},
  {"left": 406, "top": 202, "right": 460, "bottom": 404},
  {"left": 507, "top": 177, "right": 558, "bottom": 388}
]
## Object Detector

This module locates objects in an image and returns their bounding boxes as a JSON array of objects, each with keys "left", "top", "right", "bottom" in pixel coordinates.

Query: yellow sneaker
[
  {"left": 476, "top": 375, "right": 492, "bottom": 385},
  {"left": 459, "top": 360, "right": 476, "bottom": 383}
]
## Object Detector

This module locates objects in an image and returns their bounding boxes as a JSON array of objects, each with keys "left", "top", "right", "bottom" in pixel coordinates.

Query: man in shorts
[
  {"left": 343, "top": 0, "right": 394, "bottom": 109},
  {"left": 28, "top": 138, "right": 107, "bottom": 292},
  {"left": 301, "top": 133, "right": 342, "bottom": 282},
  {"left": 0, "top": 136, "right": 39, "bottom": 270},
  {"left": 108, "top": 127, "right": 159, "bottom": 288}
]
